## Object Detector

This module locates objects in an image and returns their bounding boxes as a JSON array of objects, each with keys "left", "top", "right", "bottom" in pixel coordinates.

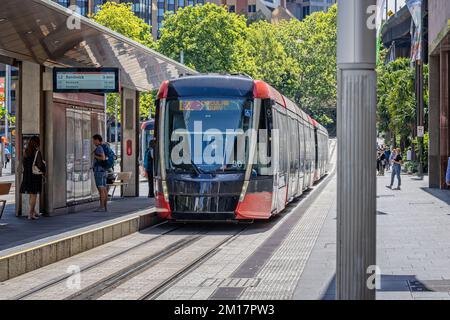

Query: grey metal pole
[
  {"left": 5, "top": 64, "right": 10, "bottom": 146},
  {"left": 115, "top": 94, "right": 119, "bottom": 156},
  {"left": 337, "top": 0, "right": 377, "bottom": 300}
]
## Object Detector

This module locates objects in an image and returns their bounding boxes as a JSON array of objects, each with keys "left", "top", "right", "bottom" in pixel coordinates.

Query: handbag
[{"left": 32, "top": 150, "right": 43, "bottom": 175}]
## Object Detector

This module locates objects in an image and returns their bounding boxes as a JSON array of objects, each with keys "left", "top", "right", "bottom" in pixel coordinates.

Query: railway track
[
  {"left": 66, "top": 225, "right": 248, "bottom": 300},
  {"left": 139, "top": 226, "right": 248, "bottom": 300},
  {"left": 12, "top": 222, "right": 247, "bottom": 300},
  {"left": 12, "top": 221, "right": 183, "bottom": 300},
  {"left": 66, "top": 233, "right": 205, "bottom": 300}
]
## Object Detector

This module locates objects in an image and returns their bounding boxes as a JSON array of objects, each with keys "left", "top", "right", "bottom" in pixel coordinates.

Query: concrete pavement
[{"left": 293, "top": 172, "right": 450, "bottom": 300}]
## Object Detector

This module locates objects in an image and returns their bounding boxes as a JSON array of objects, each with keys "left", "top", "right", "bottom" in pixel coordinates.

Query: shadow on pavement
[
  {"left": 421, "top": 187, "right": 450, "bottom": 206},
  {"left": 319, "top": 274, "right": 440, "bottom": 300}
]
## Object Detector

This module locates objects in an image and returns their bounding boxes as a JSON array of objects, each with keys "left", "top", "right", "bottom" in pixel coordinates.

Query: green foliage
[
  {"left": 274, "top": 6, "right": 337, "bottom": 129},
  {"left": 105, "top": 91, "right": 156, "bottom": 121},
  {"left": 93, "top": 2, "right": 339, "bottom": 131},
  {"left": 139, "top": 91, "right": 157, "bottom": 120},
  {"left": 156, "top": 3, "right": 338, "bottom": 131},
  {"left": 92, "top": 2, "right": 154, "bottom": 47},
  {"left": 412, "top": 132, "right": 429, "bottom": 168},
  {"left": 246, "top": 10, "right": 269, "bottom": 25},
  {"left": 93, "top": 2, "right": 157, "bottom": 120},
  {"left": 377, "top": 57, "right": 429, "bottom": 148},
  {"left": 246, "top": 21, "right": 300, "bottom": 98},
  {"left": 157, "top": 3, "right": 256, "bottom": 74}
]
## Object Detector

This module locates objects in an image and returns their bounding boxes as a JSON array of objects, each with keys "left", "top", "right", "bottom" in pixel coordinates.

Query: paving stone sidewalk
[{"left": 293, "top": 173, "right": 450, "bottom": 300}]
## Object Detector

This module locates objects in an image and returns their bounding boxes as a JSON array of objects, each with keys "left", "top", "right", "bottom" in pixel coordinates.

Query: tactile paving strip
[{"left": 239, "top": 179, "right": 336, "bottom": 300}]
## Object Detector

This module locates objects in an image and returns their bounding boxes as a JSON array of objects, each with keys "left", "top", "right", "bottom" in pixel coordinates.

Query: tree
[
  {"left": 157, "top": 3, "right": 256, "bottom": 75},
  {"left": 92, "top": 2, "right": 154, "bottom": 48},
  {"left": 377, "top": 57, "right": 429, "bottom": 149},
  {"left": 275, "top": 6, "right": 337, "bottom": 131},
  {"left": 92, "top": 2, "right": 156, "bottom": 122},
  {"left": 246, "top": 21, "right": 300, "bottom": 99},
  {"left": 139, "top": 91, "right": 157, "bottom": 120}
]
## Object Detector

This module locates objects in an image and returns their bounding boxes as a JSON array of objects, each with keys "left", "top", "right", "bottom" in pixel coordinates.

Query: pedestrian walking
[
  {"left": 376, "top": 150, "right": 381, "bottom": 174},
  {"left": 446, "top": 157, "right": 450, "bottom": 187},
  {"left": 4, "top": 146, "right": 10, "bottom": 169},
  {"left": 20, "top": 136, "right": 46, "bottom": 220},
  {"left": 384, "top": 147, "right": 391, "bottom": 171},
  {"left": 389, "top": 147, "right": 395, "bottom": 170},
  {"left": 144, "top": 139, "right": 156, "bottom": 198},
  {"left": 387, "top": 148, "right": 402, "bottom": 190},
  {"left": 378, "top": 151, "right": 386, "bottom": 176},
  {"left": 92, "top": 134, "right": 115, "bottom": 212}
]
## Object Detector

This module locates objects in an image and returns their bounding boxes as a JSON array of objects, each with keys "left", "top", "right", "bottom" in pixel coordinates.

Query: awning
[{"left": 0, "top": 0, "right": 197, "bottom": 91}]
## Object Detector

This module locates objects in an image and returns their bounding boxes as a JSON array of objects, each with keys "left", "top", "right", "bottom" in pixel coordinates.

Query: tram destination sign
[{"left": 53, "top": 68, "right": 119, "bottom": 93}]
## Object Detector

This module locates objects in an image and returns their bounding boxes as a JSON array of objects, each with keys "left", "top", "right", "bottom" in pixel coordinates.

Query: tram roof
[{"left": 0, "top": 0, "right": 196, "bottom": 91}]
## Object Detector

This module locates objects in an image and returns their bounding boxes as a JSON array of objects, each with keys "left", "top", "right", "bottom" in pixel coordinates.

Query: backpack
[{"left": 101, "top": 143, "right": 116, "bottom": 170}]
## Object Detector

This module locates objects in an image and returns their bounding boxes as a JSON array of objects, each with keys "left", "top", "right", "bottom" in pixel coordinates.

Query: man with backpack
[{"left": 92, "top": 134, "right": 115, "bottom": 212}]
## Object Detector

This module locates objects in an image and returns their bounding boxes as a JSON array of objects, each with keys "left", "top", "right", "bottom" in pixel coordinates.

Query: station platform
[
  {"left": 294, "top": 173, "right": 450, "bottom": 300},
  {"left": 0, "top": 181, "right": 158, "bottom": 282}
]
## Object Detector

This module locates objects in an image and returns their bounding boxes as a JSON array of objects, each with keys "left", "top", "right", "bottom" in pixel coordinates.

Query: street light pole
[{"left": 337, "top": 0, "right": 377, "bottom": 300}]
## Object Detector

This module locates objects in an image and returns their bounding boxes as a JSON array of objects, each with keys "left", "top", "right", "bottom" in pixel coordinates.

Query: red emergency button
[{"left": 126, "top": 140, "right": 132, "bottom": 156}]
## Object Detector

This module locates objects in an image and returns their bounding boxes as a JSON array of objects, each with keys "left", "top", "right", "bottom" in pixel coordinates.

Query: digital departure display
[{"left": 53, "top": 68, "right": 119, "bottom": 93}]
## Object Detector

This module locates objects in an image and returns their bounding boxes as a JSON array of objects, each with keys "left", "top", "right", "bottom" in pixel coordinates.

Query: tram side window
[
  {"left": 298, "top": 120, "right": 304, "bottom": 172},
  {"left": 256, "top": 100, "right": 272, "bottom": 176},
  {"left": 292, "top": 119, "right": 299, "bottom": 170},
  {"left": 154, "top": 100, "right": 160, "bottom": 176},
  {"left": 288, "top": 116, "right": 296, "bottom": 173},
  {"left": 280, "top": 111, "right": 289, "bottom": 175}
]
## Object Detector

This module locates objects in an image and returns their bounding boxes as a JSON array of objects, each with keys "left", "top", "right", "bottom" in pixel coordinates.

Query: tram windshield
[{"left": 164, "top": 97, "right": 254, "bottom": 174}]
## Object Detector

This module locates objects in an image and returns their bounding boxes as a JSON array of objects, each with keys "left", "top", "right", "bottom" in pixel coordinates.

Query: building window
[
  {"left": 167, "top": 0, "right": 175, "bottom": 12},
  {"left": 129, "top": 0, "right": 152, "bottom": 25},
  {"left": 76, "top": 0, "right": 89, "bottom": 16},
  {"left": 56, "top": 0, "right": 70, "bottom": 7},
  {"left": 93, "top": 0, "right": 106, "bottom": 14},
  {"left": 302, "top": 5, "right": 310, "bottom": 18},
  {"left": 178, "top": 0, "right": 185, "bottom": 8},
  {"left": 228, "top": 5, "right": 235, "bottom": 13},
  {"left": 248, "top": 4, "right": 256, "bottom": 13}
]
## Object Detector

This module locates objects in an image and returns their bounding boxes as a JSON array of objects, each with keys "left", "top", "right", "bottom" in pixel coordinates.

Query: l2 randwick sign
[{"left": 53, "top": 68, "right": 119, "bottom": 93}]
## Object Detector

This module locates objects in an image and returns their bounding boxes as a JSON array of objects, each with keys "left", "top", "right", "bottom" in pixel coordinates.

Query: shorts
[{"left": 94, "top": 170, "right": 107, "bottom": 188}]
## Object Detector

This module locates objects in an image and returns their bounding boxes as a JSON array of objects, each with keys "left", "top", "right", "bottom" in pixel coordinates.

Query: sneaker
[
  {"left": 94, "top": 207, "right": 106, "bottom": 212},
  {"left": 386, "top": 186, "right": 392, "bottom": 189},
  {"left": 393, "top": 187, "right": 401, "bottom": 191}
]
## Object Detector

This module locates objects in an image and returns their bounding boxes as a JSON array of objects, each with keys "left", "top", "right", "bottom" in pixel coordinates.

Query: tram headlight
[
  {"left": 162, "top": 181, "right": 169, "bottom": 202},
  {"left": 239, "top": 181, "right": 249, "bottom": 202}
]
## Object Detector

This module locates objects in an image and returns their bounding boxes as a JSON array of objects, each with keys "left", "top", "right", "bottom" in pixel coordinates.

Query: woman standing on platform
[
  {"left": 144, "top": 139, "right": 156, "bottom": 198},
  {"left": 20, "top": 136, "right": 46, "bottom": 220}
]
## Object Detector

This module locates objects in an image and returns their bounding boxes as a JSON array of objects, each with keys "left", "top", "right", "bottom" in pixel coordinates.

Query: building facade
[
  {"left": 286, "top": 0, "right": 336, "bottom": 21},
  {"left": 428, "top": 0, "right": 450, "bottom": 189},
  {"left": 54, "top": 0, "right": 334, "bottom": 39},
  {"left": 54, "top": 0, "right": 211, "bottom": 38}
]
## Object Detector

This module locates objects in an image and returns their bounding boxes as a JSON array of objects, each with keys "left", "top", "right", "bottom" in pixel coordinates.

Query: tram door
[{"left": 66, "top": 107, "right": 105, "bottom": 205}]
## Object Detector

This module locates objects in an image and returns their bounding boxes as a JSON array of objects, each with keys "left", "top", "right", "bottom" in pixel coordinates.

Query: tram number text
[{"left": 217, "top": 304, "right": 275, "bottom": 316}]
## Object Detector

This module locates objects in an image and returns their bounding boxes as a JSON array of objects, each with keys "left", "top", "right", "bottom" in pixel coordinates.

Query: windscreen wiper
[{"left": 189, "top": 159, "right": 203, "bottom": 176}]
